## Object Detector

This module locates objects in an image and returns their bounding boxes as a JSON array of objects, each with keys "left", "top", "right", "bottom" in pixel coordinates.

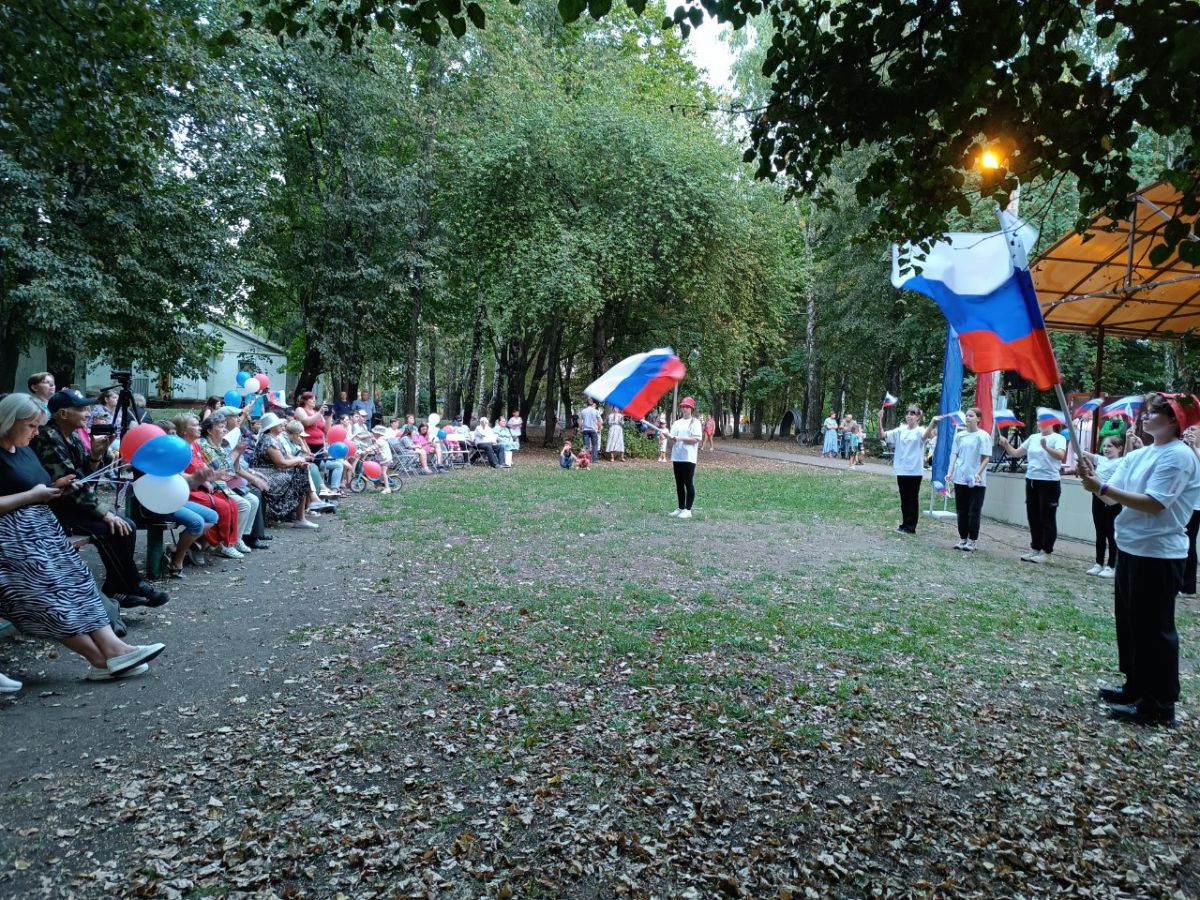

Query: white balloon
[
  {"left": 133, "top": 474, "right": 189, "bottom": 514},
  {"left": 428, "top": 413, "right": 441, "bottom": 427},
  {"left": 243, "top": 377, "right": 261, "bottom": 394}
]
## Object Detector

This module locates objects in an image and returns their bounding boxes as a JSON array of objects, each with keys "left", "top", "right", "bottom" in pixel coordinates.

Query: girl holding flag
[
  {"left": 877, "top": 403, "right": 939, "bottom": 535},
  {"left": 998, "top": 409, "right": 1068, "bottom": 563},
  {"left": 943, "top": 407, "right": 991, "bottom": 551},
  {"left": 668, "top": 397, "right": 703, "bottom": 519}
]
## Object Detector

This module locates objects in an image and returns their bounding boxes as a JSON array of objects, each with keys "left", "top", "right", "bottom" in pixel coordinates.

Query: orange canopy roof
[{"left": 1032, "top": 181, "right": 1200, "bottom": 338}]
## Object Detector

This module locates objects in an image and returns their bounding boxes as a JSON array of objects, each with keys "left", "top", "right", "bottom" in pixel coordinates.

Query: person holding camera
[{"left": 31, "top": 390, "right": 169, "bottom": 609}]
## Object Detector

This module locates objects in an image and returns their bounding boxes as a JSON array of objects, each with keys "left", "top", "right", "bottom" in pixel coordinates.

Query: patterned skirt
[
  {"left": 251, "top": 466, "right": 309, "bottom": 520},
  {"left": 0, "top": 505, "right": 109, "bottom": 639}
]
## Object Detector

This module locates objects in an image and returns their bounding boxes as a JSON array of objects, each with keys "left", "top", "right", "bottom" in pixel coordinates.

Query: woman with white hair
[
  {"left": 472, "top": 417, "right": 503, "bottom": 468},
  {"left": 0, "top": 394, "right": 165, "bottom": 686}
]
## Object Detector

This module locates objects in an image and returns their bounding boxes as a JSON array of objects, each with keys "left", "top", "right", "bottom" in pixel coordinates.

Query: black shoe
[
  {"left": 1098, "top": 684, "right": 1131, "bottom": 704},
  {"left": 244, "top": 539, "right": 268, "bottom": 550},
  {"left": 135, "top": 580, "right": 170, "bottom": 608},
  {"left": 111, "top": 593, "right": 150, "bottom": 609},
  {"left": 1107, "top": 699, "right": 1175, "bottom": 725},
  {"left": 259, "top": 533, "right": 274, "bottom": 542}
]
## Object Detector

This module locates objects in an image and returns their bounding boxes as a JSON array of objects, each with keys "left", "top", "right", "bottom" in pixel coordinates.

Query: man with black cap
[{"left": 32, "top": 389, "right": 169, "bottom": 609}]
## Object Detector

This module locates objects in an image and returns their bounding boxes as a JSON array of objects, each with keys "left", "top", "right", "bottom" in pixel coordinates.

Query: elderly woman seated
[
  {"left": 173, "top": 414, "right": 250, "bottom": 560},
  {"left": 283, "top": 421, "right": 337, "bottom": 510},
  {"left": 253, "top": 413, "right": 317, "bottom": 529},
  {"left": 472, "top": 417, "right": 504, "bottom": 468},
  {"left": 0, "top": 393, "right": 165, "bottom": 685}
]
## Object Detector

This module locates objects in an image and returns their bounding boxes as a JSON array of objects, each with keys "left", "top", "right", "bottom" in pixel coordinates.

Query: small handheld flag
[
  {"left": 882, "top": 391, "right": 899, "bottom": 408},
  {"left": 933, "top": 480, "right": 951, "bottom": 496},
  {"left": 1037, "top": 407, "right": 1067, "bottom": 428},
  {"left": 943, "top": 411, "right": 966, "bottom": 427},
  {"left": 1102, "top": 395, "right": 1143, "bottom": 421},
  {"left": 583, "top": 348, "right": 686, "bottom": 420},
  {"left": 1074, "top": 397, "right": 1104, "bottom": 417},
  {"left": 994, "top": 410, "right": 1024, "bottom": 429}
]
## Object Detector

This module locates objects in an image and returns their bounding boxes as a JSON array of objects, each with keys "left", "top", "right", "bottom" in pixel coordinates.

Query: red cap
[
  {"left": 1158, "top": 393, "right": 1200, "bottom": 430},
  {"left": 679, "top": 396, "right": 695, "bottom": 409}
]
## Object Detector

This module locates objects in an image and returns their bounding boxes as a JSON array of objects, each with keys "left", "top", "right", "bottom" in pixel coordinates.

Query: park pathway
[{"left": 711, "top": 442, "right": 894, "bottom": 476}]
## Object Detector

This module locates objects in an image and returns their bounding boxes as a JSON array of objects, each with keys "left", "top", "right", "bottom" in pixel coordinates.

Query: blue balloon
[
  {"left": 328, "top": 441, "right": 349, "bottom": 460},
  {"left": 223, "top": 389, "right": 243, "bottom": 407},
  {"left": 436, "top": 428, "right": 446, "bottom": 440},
  {"left": 132, "top": 434, "right": 193, "bottom": 477},
  {"left": 235, "top": 371, "right": 250, "bottom": 387}
]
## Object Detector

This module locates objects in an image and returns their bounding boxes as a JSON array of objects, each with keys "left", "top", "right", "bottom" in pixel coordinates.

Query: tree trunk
[
  {"left": 489, "top": 339, "right": 506, "bottom": 422},
  {"left": 428, "top": 328, "right": 438, "bottom": 412},
  {"left": 801, "top": 220, "right": 823, "bottom": 444},
  {"left": 592, "top": 316, "right": 606, "bottom": 380},
  {"left": 542, "top": 309, "right": 563, "bottom": 447},
  {"left": 560, "top": 354, "right": 575, "bottom": 427},
  {"left": 710, "top": 386, "right": 724, "bottom": 438},
  {"left": 462, "top": 296, "right": 485, "bottom": 421}
]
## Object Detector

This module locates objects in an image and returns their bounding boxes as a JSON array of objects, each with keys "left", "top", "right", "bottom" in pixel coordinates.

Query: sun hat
[
  {"left": 679, "top": 396, "right": 696, "bottom": 409},
  {"left": 258, "top": 412, "right": 284, "bottom": 432},
  {"left": 371, "top": 425, "right": 388, "bottom": 436},
  {"left": 1156, "top": 393, "right": 1200, "bottom": 430},
  {"left": 218, "top": 405, "right": 243, "bottom": 417}
]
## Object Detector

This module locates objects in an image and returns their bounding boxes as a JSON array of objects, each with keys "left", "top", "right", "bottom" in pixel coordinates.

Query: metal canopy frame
[{"left": 1032, "top": 182, "right": 1200, "bottom": 341}]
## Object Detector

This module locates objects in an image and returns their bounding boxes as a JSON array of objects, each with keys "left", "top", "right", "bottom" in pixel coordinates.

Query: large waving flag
[
  {"left": 1102, "top": 395, "right": 1143, "bottom": 420},
  {"left": 892, "top": 215, "right": 1060, "bottom": 390},
  {"left": 584, "top": 348, "right": 686, "bottom": 419}
]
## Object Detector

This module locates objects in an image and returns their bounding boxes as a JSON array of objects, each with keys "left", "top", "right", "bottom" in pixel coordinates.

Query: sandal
[{"left": 162, "top": 554, "right": 186, "bottom": 579}]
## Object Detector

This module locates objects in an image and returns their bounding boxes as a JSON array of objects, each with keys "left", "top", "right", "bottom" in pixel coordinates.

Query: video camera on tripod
[{"left": 90, "top": 370, "right": 142, "bottom": 438}]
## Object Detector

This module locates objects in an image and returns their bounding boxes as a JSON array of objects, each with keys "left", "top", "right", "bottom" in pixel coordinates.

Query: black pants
[
  {"left": 673, "top": 461, "right": 696, "bottom": 510},
  {"left": 1025, "top": 479, "right": 1061, "bottom": 553},
  {"left": 58, "top": 513, "right": 142, "bottom": 595},
  {"left": 954, "top": 485, "right": 986, "bottom": 540},
  {"left": 1114, "top": 550, "right": 1182, "bottom": 706},
  {"left": 1092, "top": 496, "right": 1120, "bottom": 567},
  {"left": 896, "top": 475, "right": 922, "bottom": 532},
  {"left": 1185, "top": 510, "right": 1200, "bottom": 594},
  {"left": 478, "top": 443, "right": 502, "bottom": 467},
  {"left": 243, "top": 487, "right": 269, "bottom": 541}
]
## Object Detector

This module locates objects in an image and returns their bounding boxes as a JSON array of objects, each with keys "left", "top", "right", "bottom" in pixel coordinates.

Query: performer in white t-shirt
[
  {"left": 998, "top": 417, "right": 1068, "bottom": 562},
  {"left": 1079, "top": 392, "right": 1200, "bottom": 725},
  {"left": 943, "top": 407, "right": 992, "bottom": 551},
  {"left": 877, "top": 403, "right": 939, "bottom": 535},
  {"left": 668, "top": 397, "right": 703, "bottom": 519}
]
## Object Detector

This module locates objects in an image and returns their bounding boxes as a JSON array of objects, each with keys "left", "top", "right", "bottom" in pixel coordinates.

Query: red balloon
[
  {"left": 363, "top": 460, "right": 382, "bottom": 479},
  {"left": 119, "top": 423, "right": 165, "bottom": 463},
  {"left": 327, "top": 425, "right": 347, "bottom": 444},
  {"left": 346, "top": 441, "right": 358, "bottom": 458},
  {"left": 254, "top": 373, "right": 270, "bottom": 391}
]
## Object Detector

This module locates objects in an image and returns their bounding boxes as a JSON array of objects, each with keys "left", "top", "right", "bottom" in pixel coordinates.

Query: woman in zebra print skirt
[{"left": 0, "top": 394, "right": 165, "bottom": 684}]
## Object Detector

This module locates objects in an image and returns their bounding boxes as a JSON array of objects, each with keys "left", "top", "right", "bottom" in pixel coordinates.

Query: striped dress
[{"left": 0, "top": 447, "right": 109, "bottom": 639}]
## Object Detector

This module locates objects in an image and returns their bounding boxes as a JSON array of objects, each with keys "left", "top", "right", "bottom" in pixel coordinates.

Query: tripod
[{"left": 94, "top": 372, "right": 145, "bottom": 439}]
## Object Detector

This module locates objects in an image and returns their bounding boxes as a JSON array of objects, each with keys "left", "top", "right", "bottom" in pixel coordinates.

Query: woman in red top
[
  {"left": 173, "top": 414, "right": 242, "bottom": 559},
  {"left": 293, "top": 391, "right": 327, "bottom": 454}
]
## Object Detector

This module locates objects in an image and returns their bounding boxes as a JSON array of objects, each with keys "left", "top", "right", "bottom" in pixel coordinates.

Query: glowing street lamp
[{"left": 979, "top": 149, "right": 1002, "bottom": 171}]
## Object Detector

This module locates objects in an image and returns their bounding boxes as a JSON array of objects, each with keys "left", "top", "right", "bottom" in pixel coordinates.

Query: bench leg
[{"left": 145, "top": 527, "right": 165, "bottom": 580}]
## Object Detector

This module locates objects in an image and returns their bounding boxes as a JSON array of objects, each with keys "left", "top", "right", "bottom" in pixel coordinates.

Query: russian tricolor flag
[
  {"left": 1037, "top": 407, "right": 1067, "bottom": 428},
  {"left": 994, "top": 410, "right": 1024, "bottom": 429},
  {"left": 882, "top": 391, "right": 899, "bottom": 408},
  {"left": 584, "top": 348, "right": 687, "bottom": 419},
  {"left": 1102, "top": 395, "right": 1143, "bottom": 420},
  {"left": 1074, "top": 396, "right": 1104, "bottom": 417},
  {"left": 944, "top": 411, "right": 966, "bottom": 427},
  {"left": 892, "top": 212, "right": 1060, "bottom": 391}
]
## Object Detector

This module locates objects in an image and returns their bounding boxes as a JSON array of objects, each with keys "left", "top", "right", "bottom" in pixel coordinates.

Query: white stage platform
[{"left": 928, "top": 470, "right": 1094, "bottom": 542}]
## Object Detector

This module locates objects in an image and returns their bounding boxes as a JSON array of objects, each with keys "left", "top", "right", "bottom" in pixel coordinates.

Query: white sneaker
[
  {"left": 293, "top": 518, "right": 319, "bottom": 530},
  {"left": 669, "top": 509, "right": 683, "bottom": 517},
  {"left": 0, "top": 672, "right": 21, "bottom": 693},
  {"left": 1099, "top": 566, "right": 1115, "bottom": 579},
  {"left": 1020, "top": 551, "right": 1038, "bottom": 561},
  {"left": 218, "top": 545, "right": 244, "bottom": 559},
  {"left": 106, "top": 643, "right": 165, "bottom": 675},
  {"left": 1026, "top": 551, "right": 1047, "bottom": 564},
  {"left": 1086, "top": 564, "right": 1103, "bottom": 576},
  {"left": 678, "top": 510, "right": 693, "bottom": 519},
  {"left": 86, "top": 663, "right": 149, "bottom": 682},
  {"left": 234, "top": 540, "right": 253, "bottom": 554},
  {"left": 954, "top": 539, "right": 968, "bottom": 550},
  {"left": 963, "top": 539, "right": 977, "bottom": 552}
]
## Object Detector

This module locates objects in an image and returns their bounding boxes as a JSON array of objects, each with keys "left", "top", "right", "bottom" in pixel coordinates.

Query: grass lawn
[{"left": 38, "top": 458, "right": 1200, "bottom": 898}]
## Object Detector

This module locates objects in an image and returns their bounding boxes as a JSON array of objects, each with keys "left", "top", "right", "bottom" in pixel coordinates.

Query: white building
[{"left": 16, "top": 323, "right": 294, "bottom": 403}]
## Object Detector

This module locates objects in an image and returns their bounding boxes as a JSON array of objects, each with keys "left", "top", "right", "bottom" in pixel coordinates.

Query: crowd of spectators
[{"left": 0, "top": 377, "right": 528, "bottom": 694}]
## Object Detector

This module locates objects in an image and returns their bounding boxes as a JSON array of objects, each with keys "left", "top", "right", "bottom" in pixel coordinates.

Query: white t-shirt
[
  {"left": 670, "top": 417, "right": 703, "bottom": 464},
  {"left": 1023, "top": 432, "right": 1066, "bottom": 481},
  {"left": 885, "top": 424, "right": 926, "bottom": 477},
  {"left": 1111, "top": 440, "right": 1200, "bottom": 558},
  {"left": 1089, "top": 452, "right": 1121, "bottom": 484},
  {"left": 579, "top": 406, "right": 601, "bottom": 432},
  {"left": 948, "top": 429, "right": 991, "bottom": 487}
]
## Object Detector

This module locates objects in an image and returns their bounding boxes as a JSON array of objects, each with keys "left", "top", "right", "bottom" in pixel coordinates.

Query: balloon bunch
[
  {"left": 223, "top": 372, "right": 272, "bottom": 408},
  {"left": 121, "top": 424, "right": 193, "bottom": 514}
]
